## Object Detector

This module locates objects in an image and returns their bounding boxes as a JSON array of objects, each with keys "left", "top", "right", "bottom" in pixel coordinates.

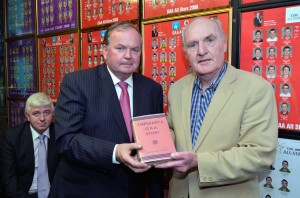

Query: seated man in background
[{"left": 0, "top": 92, "right": 60, "bottom": 198}]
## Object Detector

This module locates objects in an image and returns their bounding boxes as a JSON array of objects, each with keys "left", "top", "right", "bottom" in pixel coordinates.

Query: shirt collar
[
  {"left": 194, "top": 62, "right": 227, "bottom": 91},
  {"left": 30, "top": 125, "right": 50, "bottom": 141},
  {"left": 107, "top": 66, "right": 133, "bottom": 88}
]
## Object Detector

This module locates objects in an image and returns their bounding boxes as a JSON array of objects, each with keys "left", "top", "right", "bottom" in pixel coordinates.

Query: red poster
[
  {"left": 240, "top": 5, "right": 300, "bottom": 131},
  {"left": 81, "top": 0, "right": 138, "bottom": 29},
  {"left": 143, "top": 11, "right": 230, "bottom": 112},
  {"left": 81, "top": 30, "right": 106, "bottom": 69},
  {"left": 241, "top": 0, "right": 266, "bottom": 4},
  {"left": 143, "top": 0, "right": 229, "bottom": 19},
  {"left": 38, "top": 33, "right": 79, "bottom": 102}
]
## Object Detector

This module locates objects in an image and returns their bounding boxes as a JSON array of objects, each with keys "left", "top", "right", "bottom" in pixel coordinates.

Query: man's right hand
[{"left": 116, "top": 143, "right": 151, "bottom": 173}]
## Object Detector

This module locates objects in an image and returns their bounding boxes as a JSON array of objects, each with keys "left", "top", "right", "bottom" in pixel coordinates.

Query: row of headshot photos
[
  {"left": 253, "top": 27, "right": 293, "bottom": 43},
  {"left": 86, "top": 2, "right": 130, "bottom": 19},
  {"left": 252, "top": 46, "right": 292, "bottom": 60},
  {"left": 252, "top": 65, "right": 292, "bottom": 79},
  {"left": 152, "top": 37, "right": 177, "bottom": 49},
  {"left": 152, "top": 66, "right": 176, "bottom": 79},
  {"left": 152, "top": 51, "right": 176, "bottom": 62}
]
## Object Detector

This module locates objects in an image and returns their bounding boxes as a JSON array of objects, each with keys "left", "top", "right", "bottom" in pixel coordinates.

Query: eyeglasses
[{"left": 31, "top": 110, "right": 53, "bottom": 118}]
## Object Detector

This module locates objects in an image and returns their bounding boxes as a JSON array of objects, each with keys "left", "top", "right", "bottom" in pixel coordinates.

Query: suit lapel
[
  {"left": 22, "top": 122, "right": 35, "bottom": 170},
  {"left": 181, "top": 74, "right": 195, "bottom": 151},
  {"left": 193, "top": 65, "right": 237, "bottom": 151},
  {"left": 47, "top": 124, "right": 56, "bottom": 175},
  {"left": 96, "top": 65, "right": 130, "bottom": 142},
  {"left": 132, "top": 74, "right": 142, "bottom": 117}
]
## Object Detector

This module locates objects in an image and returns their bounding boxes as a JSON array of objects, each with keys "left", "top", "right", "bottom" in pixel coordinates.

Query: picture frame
[
  {"left": 80, "top": 0, "right": 138, "bottom": 29},
  {"left": 143, "top": 0, "right": 230, "bottom": 20},
  {"left": 238, "top": 1, "right": 300, "bottom": 137},
  {"left": 37, "top": 0, "right": 78, "bottom": 35},
  {"left": 142, "top": 8, "right": 232, "bottom": 112},
  {"left": 6, "top": 37, "right": 37, "bottom": 98},
  {"left": 38, "top": 32, "right": 79, "bottom": 102},
  {"left": 5, "top": 0, "right": 35, "bottom": 37}
]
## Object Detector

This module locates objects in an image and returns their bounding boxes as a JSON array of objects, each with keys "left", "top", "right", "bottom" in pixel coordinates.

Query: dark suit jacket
[
  {"left": 254, "top": 17, "right": 261, "bottom": 27},
  {"left": 253, "top": 57, "right": 263, "bottom": 60},
  {"left": 0, "top": 122, "right": 60, "bottom": 198},
  {"left": 50, "top": 64, "right": 164, "bottom": 198}
]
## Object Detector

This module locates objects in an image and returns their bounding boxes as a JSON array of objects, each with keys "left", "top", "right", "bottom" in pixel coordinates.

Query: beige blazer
[{"left": 167, "top": 64, "right": 278, "bottom": 198}]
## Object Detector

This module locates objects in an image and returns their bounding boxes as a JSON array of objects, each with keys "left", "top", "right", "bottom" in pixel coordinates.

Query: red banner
[
  {"left": 240, "top": 5, "right": 300, "bottom": 131},
  {"left": 143, "top": 11, "right": 230, "bottom": 112},
  {"left": 38, "top": 33, "right": 79, "bottom": 102}
]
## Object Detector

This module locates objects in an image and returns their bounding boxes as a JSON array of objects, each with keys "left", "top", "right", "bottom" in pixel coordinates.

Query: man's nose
[
  {"left": 197, "top": 42, "right": 208, "bottom": 55},
  {"left": 124, "top": 49, "right": 132, "bottom": 58}
]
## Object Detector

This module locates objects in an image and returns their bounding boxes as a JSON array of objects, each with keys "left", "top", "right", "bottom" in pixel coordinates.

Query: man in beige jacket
[{"left": 156, "top": 17, "right": 278, "bottom": 198}]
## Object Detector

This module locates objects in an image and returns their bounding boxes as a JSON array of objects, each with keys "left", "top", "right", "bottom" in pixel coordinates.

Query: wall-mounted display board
[
  {"left": 241, "top": 0, "right": 266, "bottom": 4},
  {"left": 143, "top": 0, "right": 230, "bottom": 20},
  {"left": 239, "top": 3, "right": 300, "bottom": 136},
  {"left": 81, "top": 29, "right": 106, "bottom": 69},
  {"left": 7, "top": 38, "right": 37, "bottom": 98},
  {"left": 258, "top": 138, "right": 300, "bottom": 198},
  {"left": 37, "top": 0, "right": 78, "bottom": 35},
  {"left": 142, "top": 8, "right": 232, "bottom": 112},
  {"left": 5, "top": 0, "right": 35, "bottom": 37},
  {"left": 0, "top": 58, "right": 6, "bottom": 116},
  {"left": 8, "top": 100, "right": 26, "bottom": 127},
  {"left": 0, "top": 0, "right": 4, "bottom": 56},
  {"left": 81, "top": 0, "right": 138, "bottom": 29},
  {"left": 38, "top": 32, "right": 79, "bottom": 102},
  {"left": 239, "top": 0, "right": 298, "bottom": 7}
]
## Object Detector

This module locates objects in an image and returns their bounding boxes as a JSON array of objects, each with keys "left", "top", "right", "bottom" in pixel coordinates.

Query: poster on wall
[
  {"left": 38, "top": 32, "right": 79, "bottom": 102},
  {"left": 7, "top": 38, "right": 37, "bottom": 98},
  {"left": 81, "top": 29, "right": 106, "bottom": 69},
  {"left": 143, "top": 9, "right": 231, "bottom": 112},
  {"left": 6, "top": 0, "right": 35, "bottom": 37},
  {"left": 241, "top": 0, "right": 266, "bottom": 5},
  {"left": 240, "top": 5, "right": 300, "bottom": 133},
  {"left": 81, "top": 0, "right": 138, "bottom": 29},
  {"left": 0, "top": 58, "right": 6, "bottom": 116},
  {"left": 258, "top": 138, "right": 300, "bottom": 198},
  {"left": 0, "top": 1, "right": 4, "bottom": 56},
  {"left": 37, "top": 0, "right": 78, "bottom": 35},
  {"left": 8, "top": 100, "right": 26, "bottom": 127},
  {"left": 143, "top": 0, "right": 229, "bottom": 19}
]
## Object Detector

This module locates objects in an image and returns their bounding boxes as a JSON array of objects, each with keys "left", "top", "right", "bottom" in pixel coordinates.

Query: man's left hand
[{"left": 155, "top": 152, "right": 198, "bottom": 173}]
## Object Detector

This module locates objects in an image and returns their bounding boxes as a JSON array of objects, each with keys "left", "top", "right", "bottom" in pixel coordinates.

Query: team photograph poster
[
  {"left": 8, "top": 100, "right": 26, "bottom": 127},
  {"left": 37, "top": 0, "right": 78, "bottom": 35},
  {"left": 143, "top": 11, "right": 230, "bottom": 112},
  {"left": 38, "top": 33, "right": 79, "bottom": 102},
  {"left": 143, "top": 0, "right": 229, "bottom": 19},
  {"left": 81, "top": 29, "right": 106, "bottom": 69},
  {"left": 81, "top": 0, "right": 138, "bottom": 29},
  {"left": 258, "top": 138, "right": 300, "bottom": 197},
  {"left": 6, "top": 0, "right": 35, "bottom": 37},
  {"left": 240, "top": 5, "right": 300, "bottom": 132},
  {"left": 7, "top": 38, "right": 37, "bottom": 98}
]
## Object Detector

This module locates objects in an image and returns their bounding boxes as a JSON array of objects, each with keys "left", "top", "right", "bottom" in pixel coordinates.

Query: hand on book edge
[
  {"left": 154, "top": 152, "right": 198, "bottom": 173},
  {"left": 116, "top": 143, "right": 151, "bottom": 173}
]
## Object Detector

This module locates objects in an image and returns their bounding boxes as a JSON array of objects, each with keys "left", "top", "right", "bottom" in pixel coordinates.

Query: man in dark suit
[
  {"left": 50, "top": 22, "right": 164, "bottom": 198},
  {"left": 0, "top": 92, "right": 60, "bottom": 198},
  {"left": 253, "top": 12, "right": 262, "bottom": 27}
]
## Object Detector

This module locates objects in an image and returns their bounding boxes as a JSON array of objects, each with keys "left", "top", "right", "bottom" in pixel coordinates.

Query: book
[{"left": 131, "top": 113, "right": 176, "bottom": 165}]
